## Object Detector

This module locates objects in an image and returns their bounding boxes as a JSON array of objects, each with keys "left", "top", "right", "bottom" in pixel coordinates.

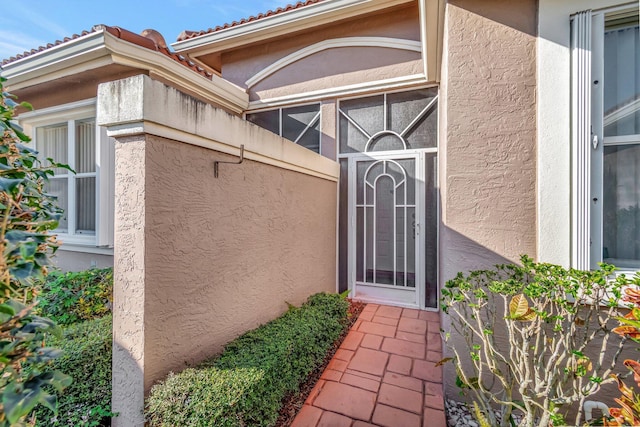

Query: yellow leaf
[
  {"left": 435, "top": 357, "right": 453, "bottom": 367},
  {"left": 509, "top": 294, "right": 530, "bottom": 319},
  {"left": 515, "top": 308, "right": 537, "bottom": 322}
]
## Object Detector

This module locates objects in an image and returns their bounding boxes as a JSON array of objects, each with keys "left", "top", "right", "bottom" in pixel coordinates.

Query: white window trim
[{"left": 18, "top": 98, "right": 114, "bottom": 249}]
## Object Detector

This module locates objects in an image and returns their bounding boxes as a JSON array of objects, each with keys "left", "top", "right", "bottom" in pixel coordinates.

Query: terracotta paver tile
[
  {"left": 353, "top": 319, "right": 363, "bottom": 330},
  {"left": 397, "top": 318, "right": 427, "bottom": 335},
  {"left": 358, "top": 310, "right": 375, "bottom": 321},
  {"left": 372, "top": 404, "right": 421, "bottom": 427},
  {"left": 314, "top": 381, "right": 376, "bottom": 421},
  {"left": 358, "top": 321, "right": 396, "bottom": 338},
  {"left": 426, "top": 350, "right": 442, "bottom": 363},
  {"left": 327, "top": 358, "right": 348, "bottom": 372},
  {"left": 321, "top": 369, "right": 343, "bottom": 382},
  {"left": 376, "top": 306, "right": 403, "bottom": 319},
  {"left": 353, "top": 422, "right": 378, "bottom": 427},
  {"left": 335, "top": 349, "right": 355, "bottom": 362},
  {"left": 345, "top": 369, "right": 382, "bottom": 382},
  {"left": 413, "top": 359, "right": 442, "bottom": 383},
  {"left": 361, "top": 334, "right": 383, "bottom": 350},
  {"left": 372, "top": 315, "right": 399, "bottom": 326},
  {"left": 291, "top": 405, "right": 323, "bottom": 427},
  {"left": 427, "top": 321, "right": 440, "bottom": 333},
  {"left": 306, "top": 380, "right": 326, "bottom": 405},
  {"left": 340, "top": 372, "right": 380, "bottom": 392},
  {"left": 383, "top": 371, "right": 422, "bottom": 392},
  {"left": 423, "top": 408, "right": 447, "bottom": 427},
  {"left": 424, "top": 381, "right": 443, "bottom": 396},
  {"left": 378, "top": 383, "right": 423, "bottom": 414},
  {"left": 418, "top": 311, "right": 439, "bottom": 322},
  {"left": 381, "top": 338, "right": 426, "bottom": 359},
  {"left": 387, "top": 354, "right": 412, "bottom": 375},
  {"left": 317, "top": 410, "right": 353, "bottom": 427},
  {"left": 362, "top": 304, "right": 379, "bottom": 313},
  {"left": 426, "top": 332, "right": 442, "bottom": 351},
  {"left": 341, "top": 331, "right": 365, "bottom": 350},
  {"left": 424, "top": 394, "right": 445, "bottom": 410},
  {"left": 395, "top": 330, "right": 426, "bottom": 344},
  {"left": 348, "top": 347, "right": 389, "bottom": 376},
  {"left": 402, "top": 308, "right": 420, "bottom": 319}
]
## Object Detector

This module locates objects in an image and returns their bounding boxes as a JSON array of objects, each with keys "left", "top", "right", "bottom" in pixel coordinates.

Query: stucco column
[
  {"left": 110, "top": 135, "right": 147, "bottom": 427},
  {"left": 439, "top": 0, "right": 537, "bottom": 398}
]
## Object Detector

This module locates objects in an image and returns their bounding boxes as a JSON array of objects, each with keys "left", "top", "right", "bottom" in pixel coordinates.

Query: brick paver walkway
[{"left": 292, "top": 304, "right": 446, "bottom": 427}]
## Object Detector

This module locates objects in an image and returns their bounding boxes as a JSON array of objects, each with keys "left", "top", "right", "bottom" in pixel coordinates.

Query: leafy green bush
[
  {"left": 35, "top": 268, "right": 113, "bottom": 325},
  {"left": 146, "top": 292, "right": 349, "bottom": 427},
  {"left": 34, "top": 315, "right": 113, "bottom": 427},
  {"left": 441, "top": 256, "right": 635, "bottom": 427},
  {"left": 0, "top": 76, "right": 71, "bottom": 425}
]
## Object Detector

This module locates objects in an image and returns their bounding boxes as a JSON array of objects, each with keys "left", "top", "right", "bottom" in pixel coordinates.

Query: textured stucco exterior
[
  {"left": 439, "top": 0, "right": 538, "bottom": 397},
  {"left": 99, "top": 75, "right": 339, "bottom": 427},
  {"left": 142, "top": 133, "right": 338, "bottom": 387},
  {"left": 218, "top": 4, "right": 422, "bottom": 102},
  {"left": 440, "top": 0, "right": 537, "bottom": 278}
]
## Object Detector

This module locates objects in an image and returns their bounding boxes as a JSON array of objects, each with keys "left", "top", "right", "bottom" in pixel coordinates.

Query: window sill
[
  {"left": 56, "top": 244, "right": 114, "bottom": 256},
  {"left": 53, "top": 233, "right": 113, "bottom": 255}
]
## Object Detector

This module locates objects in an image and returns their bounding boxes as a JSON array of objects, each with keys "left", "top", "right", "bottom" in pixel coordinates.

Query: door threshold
[{"left": 351, "top": 295, "right": 420, "bottom": 310}]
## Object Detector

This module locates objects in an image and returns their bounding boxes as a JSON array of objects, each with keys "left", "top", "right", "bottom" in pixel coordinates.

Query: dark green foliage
[
  {"left": 34, "top": 315, "right": 113, "bottom": 426},
  {"left": 146, "top": 293, "right": 349, "bottom": 427},
  {"left": 0, "top": 76, "right": 71, "bottom": 425},
  {"left": 35, "top": 268, "right": 113, "bottom": 325}
]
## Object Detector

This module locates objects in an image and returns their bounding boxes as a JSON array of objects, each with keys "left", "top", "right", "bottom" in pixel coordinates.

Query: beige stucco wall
[
  {"left": 218, "top": 4, "right": 421, "bottom": 101},
  {"left": 439, "top": 0, "right": 538, "bottom": 397},
  {"left": 440, "top": 0, "right": 537, "bottom": 281},
  {"left": 98, "top": 75, "right": 339, "bottom": 426},
  {"left": 251, "top": 48, "right": 422, "bottom": 102},
  {"left": 9, "top": 64, "right": 146, "bottom": 111},
  {"left": 142, "top": 134, "right": 338, "bottom": 388}
]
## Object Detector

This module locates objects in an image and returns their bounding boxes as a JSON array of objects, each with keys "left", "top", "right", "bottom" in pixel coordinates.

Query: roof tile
[
  {"left": 1, "top": 25, "right": 213, "bottom": 80},
  {"left": 176, "top": 0, "right": 323, "bottom": 42}
]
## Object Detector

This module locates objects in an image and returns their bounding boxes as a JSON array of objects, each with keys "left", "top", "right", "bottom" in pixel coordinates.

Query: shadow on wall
[
  {"left": 448, "top": 0, "right": 538, "bottom": 38},
  {"left": 111, "top": 339, "right": 144, "bottom": 427}
]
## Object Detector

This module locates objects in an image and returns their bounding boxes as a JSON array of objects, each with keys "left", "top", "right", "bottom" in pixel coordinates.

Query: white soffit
[
  {"left": 1, "top": 29, "right": 249, "bottom": 114},
  {"left": 171, "top": 0, "right": 414, "bottom": 56}
]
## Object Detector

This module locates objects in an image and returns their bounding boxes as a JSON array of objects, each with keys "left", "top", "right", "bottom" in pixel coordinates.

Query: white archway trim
[{"left": 245, "top": 37, "right": 422, "bottom": 88}]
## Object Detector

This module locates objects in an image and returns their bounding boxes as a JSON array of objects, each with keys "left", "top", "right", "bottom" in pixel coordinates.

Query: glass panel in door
[{"left": 354, "top": 155, "right": 418, "bottom": 306}]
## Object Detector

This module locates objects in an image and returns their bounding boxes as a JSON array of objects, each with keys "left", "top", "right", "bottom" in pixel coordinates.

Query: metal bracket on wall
[{"left": 214, "top": 145, "right": 244, "bottom": 178}]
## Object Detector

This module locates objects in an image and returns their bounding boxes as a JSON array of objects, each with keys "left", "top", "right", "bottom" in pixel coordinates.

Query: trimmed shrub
[
  {"left": 34, "top": 315, "right": 113, "bottom": 426},
  {"left": 36, "top": 268, "right": 113, "bottom": 325},
  {"left": 146, "top": 292, "right": 349, "bottom": 427}
]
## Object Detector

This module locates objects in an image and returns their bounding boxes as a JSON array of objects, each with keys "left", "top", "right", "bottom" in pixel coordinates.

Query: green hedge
[
  {"left": 36, "top": 268, "right": 113, "bottom": 325},
  {"left": 146, "top": 293, "right": 349, "bottom": 427},
  {"left": 34, "top": 315, "right": 113, "bottom": 426}
]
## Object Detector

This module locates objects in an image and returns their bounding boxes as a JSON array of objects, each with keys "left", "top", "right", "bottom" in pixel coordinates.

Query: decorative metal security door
[{"left": 349, "top": 152, "right": 423, "bottom": 307}]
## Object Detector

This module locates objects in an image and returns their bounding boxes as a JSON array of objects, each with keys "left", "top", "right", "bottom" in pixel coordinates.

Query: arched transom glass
[{"left": 339, "top": 88, "right": 438, "bottom": 154}]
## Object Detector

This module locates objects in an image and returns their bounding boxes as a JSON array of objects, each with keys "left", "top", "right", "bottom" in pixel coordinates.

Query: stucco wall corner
[{"left": 97, "top": 75, "right": 147, "bottom": 128}]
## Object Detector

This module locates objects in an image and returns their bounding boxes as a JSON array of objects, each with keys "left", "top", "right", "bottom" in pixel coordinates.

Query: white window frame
[
  {"left": 244, "top": 102, "right": 322, "bottom": 155},
  {"left": 572, "top": 5, "right": 640, "bottom": 273},
  {"left": 18, "top": 98, "right": 114, "bottom": 249}
]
